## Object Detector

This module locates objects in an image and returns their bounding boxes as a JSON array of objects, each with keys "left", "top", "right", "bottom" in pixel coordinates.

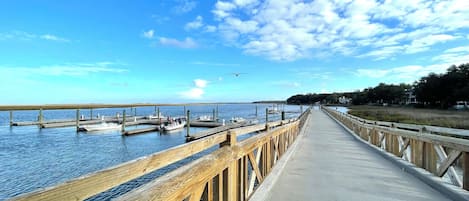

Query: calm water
[{"left": 0, "top": 104, "right": 302, "bottom": 200}]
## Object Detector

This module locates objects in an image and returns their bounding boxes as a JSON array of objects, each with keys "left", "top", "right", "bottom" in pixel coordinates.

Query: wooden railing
[
  {"left": 12, "top": 108, "right": 311, "bottom": 201},
  {"left": 323, "top": 107, "right": 469, "bottom": 191}
]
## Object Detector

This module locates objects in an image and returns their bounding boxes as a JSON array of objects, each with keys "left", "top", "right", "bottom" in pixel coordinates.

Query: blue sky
[{"left": 0, "top": 0, "right": 468, "bottom": 104}]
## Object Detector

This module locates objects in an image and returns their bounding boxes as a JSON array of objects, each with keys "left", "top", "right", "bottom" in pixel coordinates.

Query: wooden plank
[
  {"left": 248, "top": 146, "right": 262, "bottom": 195},
  {"left": 208, "top": 178, "right": 213, "bottom": 201},
  {"left": 397, "top": 138, "right": 410, "bottom": 158},
  {"left": 434, "top": 145, "right": 462, "bottom": 187},
  {"left": 219, "top": 171, "right": 224, "bottom": 201},
  {"left": 190, "top": 184, "right": 206, "bottom": 201},
  {"left": 115, "top": 146, "right": 235, "bottom": 201},
  {"left": 12, "top": 133, "right": 227, "bottom": 201},
  {"left": 463, "top": 152, "right": 469, "bottom": 190},
  {"left": 424, "top": 142, "right": 437, "bottom": 174},
  {"left": 228, "top": 160, "right": 238, "bottom": 201},
  {"left": 248, "top": 152, "right": 264, "bottom": 183},
  {"left": 437, "top": 150, "right": 462, "bottom": 177},
  {"left": 123, "top": 126, "right": 159, "bottom": 136}
]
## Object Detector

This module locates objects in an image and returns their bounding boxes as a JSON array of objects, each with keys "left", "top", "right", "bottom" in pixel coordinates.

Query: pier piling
[
  {"left": 90, "top": 109, "right": 93, "bottom": 120},
  {"left": 157, "top": 107, "right": 160, "bottom": 124},
  {"left": 122, "top": 110, "right": 126, "bottom": 132},
  {"left": 255, "top": 105, "right": 258, "bottom": 117},
  {"left": 76, "top": 109, "right": 80, "bottom": 132},
  {"left": 281, "top": 111, "right": 285, "bottom": 120},
  {"left": 9, "top": 111, "right": 13, "bottom": 127},
  {"left": 39, "top": 108, "right": 43, "bottom": 128},
  {"left": 216, "top": 104, "right": 219, "bottom": 120},
  {"left": 186, "top": 110, "right": 190, "bottom": 137},
  {"left": 265, "top": 108, "right": 269, "bottom": 130},
  {"left": 213, "top": 109, "right": 216, "bottom": 121}
]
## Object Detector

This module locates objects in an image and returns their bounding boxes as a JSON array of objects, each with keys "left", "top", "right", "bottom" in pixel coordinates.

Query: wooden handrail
[
  {"left": 12, "top": 107, "right": 312, "bottom": 201},
  {"left": 337, "top": 108, "right": 469, "bottom": 137},
  {"left": 322, "top": 106, "right": 469, "bottom": 191},
  {"left": 116, "top": 120, "right": 303, "bottom": 201}
]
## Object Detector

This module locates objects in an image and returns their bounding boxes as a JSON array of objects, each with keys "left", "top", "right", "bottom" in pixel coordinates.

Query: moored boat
[
  {"left": 161, "top": 119, "right": 186, "bottom": 132},
  {"left": 79, "top": 123, "right": 121, "bottom": 132}
]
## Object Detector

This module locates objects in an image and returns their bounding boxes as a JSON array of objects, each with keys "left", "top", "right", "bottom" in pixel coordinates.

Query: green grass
[{"left": 348, "top": 106, "right": 469, "bottom": 129}]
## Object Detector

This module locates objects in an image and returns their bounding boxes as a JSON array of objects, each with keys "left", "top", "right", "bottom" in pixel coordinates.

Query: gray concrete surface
[{"left": 266, "top": 109, "right": 452, "bottom": 201}]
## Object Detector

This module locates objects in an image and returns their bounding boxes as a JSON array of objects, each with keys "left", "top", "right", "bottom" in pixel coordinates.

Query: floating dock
[{"left": 123, "top": 126, "right": 160, "bottom": 136}]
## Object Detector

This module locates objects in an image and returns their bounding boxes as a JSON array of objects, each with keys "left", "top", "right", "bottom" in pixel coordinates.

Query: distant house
[
  {"left": 338, "top": 96, "right": 352, "bottom": 105},
  {"left": 405, "top": 88, "right": 417, "bottom": 104}
]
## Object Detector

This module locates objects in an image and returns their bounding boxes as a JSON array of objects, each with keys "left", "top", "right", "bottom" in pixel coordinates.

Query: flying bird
[{"left": 232, "top": 73, "right": 246, "bottom": 77}]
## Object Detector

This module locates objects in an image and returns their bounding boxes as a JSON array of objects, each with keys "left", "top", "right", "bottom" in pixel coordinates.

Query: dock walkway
[{"left": 264, "top": 109, "right": 451, "bottom": 201}]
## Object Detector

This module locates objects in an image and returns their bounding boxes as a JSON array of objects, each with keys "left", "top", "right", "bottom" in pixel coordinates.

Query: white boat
[
  {"left": 197, "top": 115, "right": 215, "bottom": 122},
  {"left": 268, "top": 105, "right": 280, "bottom": 114},
  {"left": 247, "top": 119, "right": 259, "bottom": 124},
  {"left": 230, "top": 117, "right": 246, "bottom": 124},
  {"left": 79, "top": 123, "right": 121, "bottom": 132},
  {"left": 146, "top": 112, "right": 166, "bottom": 120},
  {"left": 161, "top": 121, "right": 186, "bottom": 132}
]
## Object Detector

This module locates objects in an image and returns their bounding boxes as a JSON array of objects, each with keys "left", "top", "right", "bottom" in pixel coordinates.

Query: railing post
[
  {"left": 464, "top": 152, "right": 469, "bottom": 190},
  {"left": 220, "top": 130, "right": 237, "bottom": 201},
  {"left": 281, "top": 111, "right": 285, "bottom": 121},
  {"left": 90, "top": 108, "right": 93, "bottom": 120}
]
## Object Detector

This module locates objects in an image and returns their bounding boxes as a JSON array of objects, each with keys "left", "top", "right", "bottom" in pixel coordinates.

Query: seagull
[{"left": 232, "top": 73, "right": 246, "bottom": 77}]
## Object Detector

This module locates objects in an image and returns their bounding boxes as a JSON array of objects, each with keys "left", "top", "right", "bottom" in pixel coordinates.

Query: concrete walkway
[{"left": 266, "top": 109, "right": 452, "bottom": 201}]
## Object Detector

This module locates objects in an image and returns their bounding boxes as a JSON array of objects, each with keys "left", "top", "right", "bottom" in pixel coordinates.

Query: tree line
[{"left": 287, "top": 63, "right": 469, "bottom": 108}]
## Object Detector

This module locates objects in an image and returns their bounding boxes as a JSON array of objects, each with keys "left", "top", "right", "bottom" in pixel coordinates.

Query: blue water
[{"left": 0, "top": 104, "right": 302, "bottom": 200}]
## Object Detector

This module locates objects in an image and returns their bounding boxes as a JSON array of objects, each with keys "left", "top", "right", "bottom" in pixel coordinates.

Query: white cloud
[
  {"left": 355, "top": 64, "right": 450, "bottom": 83},
  {"left": 271, "top": 81, "right": 300, "bottom": 88},
  {"left": 433, "top": 46, "right": 469, "bottom": 64},
  {"left": 0, "top": 31, "right": 69, "bottom": 42},
  {"left": 0, "top": 62, "right": 127, "bottom": 77},
  {"left": 159, "top": 37, "right": 197, "bottom": 48},
  {"left": 185, "top": 16, "right": 204, "bottom": 30},
  {"left": 205, "top": 25, "right": 217, "bottom": 32},
  {"left": 405, "top": 34, "right": 456, "bottom": 54},
  {"left": 40, "top": 34, "right": 70, "bottom": 42},
  {"left": 142, "top": 29, "right": 154, "bottom": 39},
  {"left": 173, "top": 0, "right": 197, "bottom": 14},
  {"left": 210, "top": 0, "right": 469, "bottom": 61},
  {"left": 180, "top": 88, "right": 204, "bottom": 99},
  {"left": 190, "top": 61, "right": 239, "bottom": 66},
  {"left": 194, "top": 79, "right": 208, "bottom": 88},
  {"left": 179, "top": 78, "right": 209, "bottom": 99}
]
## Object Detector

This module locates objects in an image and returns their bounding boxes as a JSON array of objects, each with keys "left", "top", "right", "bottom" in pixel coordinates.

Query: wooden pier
[
  {"left": 11, "top": 105, "right": 469, "bottom": 201},
  {"left": 11, "top": 108, "right": 310, "bottom": 201}
]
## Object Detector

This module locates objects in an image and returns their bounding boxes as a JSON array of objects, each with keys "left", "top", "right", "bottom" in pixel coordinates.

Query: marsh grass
[{"left": 348, "top": 106, "right": 469, "bottom": 129}]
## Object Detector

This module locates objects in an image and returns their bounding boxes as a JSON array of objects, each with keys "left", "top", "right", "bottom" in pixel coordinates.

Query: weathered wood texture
[
  {"left": 323, "top": 107, "right": 469, "bottom": 190},
  {"left": 12, "top": 108, "right": 311, "bottom": 201}
]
